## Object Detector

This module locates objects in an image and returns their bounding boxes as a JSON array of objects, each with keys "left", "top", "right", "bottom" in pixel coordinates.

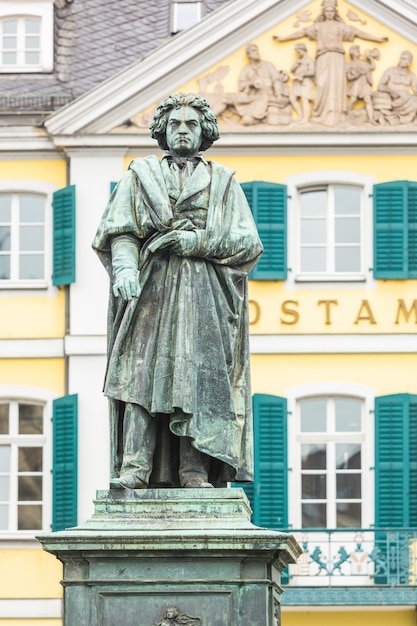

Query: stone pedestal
[{"left": 39, "top": 489, "right": 301, "bottom": 626}]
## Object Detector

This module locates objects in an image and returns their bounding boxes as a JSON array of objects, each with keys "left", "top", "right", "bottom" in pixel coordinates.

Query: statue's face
[
  {"left": 166, "top": 105, "right": 202, "bottom": 157},
  {"left": 324, "top": 6, "right": 336, "bottom": 20},
  {"left": 399, "top": 52, "right": 412, "bottom": 68},
  {"left": 246, "top": 45, "right": 260, "bottom": 61}
]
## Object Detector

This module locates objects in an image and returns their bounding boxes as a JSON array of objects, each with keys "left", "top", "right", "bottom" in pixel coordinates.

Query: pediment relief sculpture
[
  {"left": 115, "top": 0, "right": 417, "bottom": 134},
  {"left": 272, "top": 0, "right": 389, "bottom": 127}
]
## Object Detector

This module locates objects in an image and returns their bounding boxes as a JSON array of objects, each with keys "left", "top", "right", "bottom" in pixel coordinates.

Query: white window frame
[
  {"left": 286, "top": 382, "right": 375, "bottom": 530},
  {"left": 0, "top": 179, "right": 57, "bottom": 291},
  {"left": 0, "top": 386, "right": 55, "bottom": 539},
  {"left": 171, "top": 1, "right": 204, "bottom": 34},
  {"left": 0, "top": 1, "right": 53, "bottom": 73},
  {"left": 285, "top": 171, "right": 375, "bottom": 286}
]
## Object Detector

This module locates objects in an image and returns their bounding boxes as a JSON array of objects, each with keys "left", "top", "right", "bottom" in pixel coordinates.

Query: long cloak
[
  {"left": 92, "top": 155, "right": 263, "bottom": 485},
  {"left": 303, "top": 21, "right": 357, "bottom": 125}
]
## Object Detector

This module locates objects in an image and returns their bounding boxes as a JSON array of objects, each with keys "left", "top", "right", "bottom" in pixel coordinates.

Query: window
[
  {"left": 0, "top": 401, "right": 47, "bottom": 532},
  {"left": 299, "top": 397, "right": 363, "bottom": 528},
  {"left": 1, "top": 16, "right": 41, "bottom": 67},
  {"left": 0, "top": 193, "right": 46, "bottom": 283},
  {"left": 0, "top": 180, "right": 74, "bottom": 290},
  {"left": 298, "top": 185, "right": 363, "bottom": 279},
  {"left": 285, "top": 171, "right": 375, "bottom": 285},
  {"left": 171, "top": 1, "right": 204, "bottom": 33},
  {"left": 0, "top": 1, "right": 53, "bottom": 72}
]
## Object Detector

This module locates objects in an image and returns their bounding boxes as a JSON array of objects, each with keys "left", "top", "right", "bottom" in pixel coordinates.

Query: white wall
[
  {"left": 67, "top": 149, "right": 127, "bottom": 520},
  {"left": 68, "top": 354, "right": 109, "bottom": 523},
  {"left": 68, "top": 148, "right": 127, "bottom": 336}
]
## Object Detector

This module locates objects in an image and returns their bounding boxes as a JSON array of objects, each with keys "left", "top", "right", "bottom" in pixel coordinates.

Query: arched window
[
  {"left": 1, "top": 16, "right": 41, "bottom": 67},
  {"left": 0, "top": 192, "right": 46, "bottom": 282},
  {"left": 0, "top": 391, "right": 52, "bottom": 534},
  {"left": 298, "top": 396, "right": 364, "bottom": 528},
  {"left": 0, "top": 179, "right": 74, "bottom": 290},
  {"left": 0, "top": 2, "right": 53, "bottom": 73},
  {"left": 287, "top": 382, "right": 375, "bottom": 530},
  {"left": 285, "top": 171, "right": 375, "bottom": 285},
  {"left": 298, "top": 185, "right": 363, "bottom": 277}
]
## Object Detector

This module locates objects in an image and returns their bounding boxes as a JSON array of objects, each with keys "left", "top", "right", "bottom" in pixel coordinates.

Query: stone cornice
[{"left": 49, "top": 131, "right": 417, "bottom": 151}]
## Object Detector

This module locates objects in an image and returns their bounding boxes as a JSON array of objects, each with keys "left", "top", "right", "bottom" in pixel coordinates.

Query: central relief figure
[{"left": 93, "top": 93, "right": 263, "bottom": 490}]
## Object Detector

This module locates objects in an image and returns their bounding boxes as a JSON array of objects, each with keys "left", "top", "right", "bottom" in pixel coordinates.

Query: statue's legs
[
  {"left": 179, "top": 436, "right": 214, "bottom": 488},
  {"left": 118, "top": 402, "right": 158, "bottom": 488},
  {"left": 113, "top": 405, "right": 214, "bottom": 489}
]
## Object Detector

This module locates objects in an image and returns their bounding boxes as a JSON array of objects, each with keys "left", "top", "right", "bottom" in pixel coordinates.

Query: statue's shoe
[
  {"left": 182, "top": 478, "right": 214, "bottom": 488},
  {"left": 111, "top": 474, "right": 147, "bottom": 489}
]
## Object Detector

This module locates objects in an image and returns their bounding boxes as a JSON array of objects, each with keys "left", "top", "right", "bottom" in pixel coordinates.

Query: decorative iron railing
[{"left": 285, "top": 528, "right": 417, "bottom": 587}]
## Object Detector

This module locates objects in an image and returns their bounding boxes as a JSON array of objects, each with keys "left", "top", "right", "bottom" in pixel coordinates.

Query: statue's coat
[{"left": 93, "top": 156, "right": 263, "bottom": 484}]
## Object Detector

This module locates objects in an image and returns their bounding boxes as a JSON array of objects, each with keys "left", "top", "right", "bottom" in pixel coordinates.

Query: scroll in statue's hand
[{"left": 112, "top": 269, "right": 140, "bottom": 300}]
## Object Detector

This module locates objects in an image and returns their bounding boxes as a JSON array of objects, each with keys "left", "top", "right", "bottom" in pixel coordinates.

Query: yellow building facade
[
  {"left": 0, "top": 155, "right": 66, "bottom": 621},
  {"left": 1, "top": 0, "right": 417, "bottom": 624}
]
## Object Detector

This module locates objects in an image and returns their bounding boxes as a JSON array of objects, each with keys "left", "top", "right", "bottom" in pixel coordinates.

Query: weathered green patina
[
  {"left": 92, "top": 93, "right": 263, "bottom": 489},
  {"left": 38, "top": 488, "right": 302, "bottom": 626}
]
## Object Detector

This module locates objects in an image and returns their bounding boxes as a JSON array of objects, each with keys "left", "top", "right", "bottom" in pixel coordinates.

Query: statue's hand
[
  {"left": 153, "top": 230, "right": 200, "bottom": 257},
  {"left": 112, "top": 269, "right": 140, "bottom": 300}
]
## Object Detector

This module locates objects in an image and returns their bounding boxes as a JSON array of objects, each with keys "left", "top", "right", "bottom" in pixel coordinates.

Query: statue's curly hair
[{"left": 149, "top": 93, "right": 220, "bottom": 152}]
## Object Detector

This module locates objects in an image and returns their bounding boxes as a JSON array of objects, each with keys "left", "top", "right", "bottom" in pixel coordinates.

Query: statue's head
[
  {"left": 246, "top": 43, "right": 260, "bottom": 62},
  {"left": 317, "top": 0, "right": 342, "bottom": 22},
  {"left": 150, "top": 93, "right": 220, "bottom": 154},
  {"left": 164, "top": 607, "right": 179, "bottom": 619},
  {"left": 399, "top": 50, "right": 413, "bottom": 67},
  {"left": 349, "top": 45, "right": 360, "bottom": 58},
  {"left": 294, "top": 42, "right": 307, "bottom": 54}
]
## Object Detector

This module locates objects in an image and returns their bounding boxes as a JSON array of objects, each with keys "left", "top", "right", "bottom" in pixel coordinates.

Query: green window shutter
[
  {"left": 232, "top": 394, "right": 288, "bottom": 530},
  {"left": 241, "top": 181, "right": 287, "bottom": 280},
  {"left": 408, "top": 183, "right": 417, "bottom": 277},
  {"left": 375, "top": 394, "right": 417, "bottom": 527},
  {"left": 52, "top": 394, "right": 78, "bottom": 531},
  {"left": 253, "top": 394, "right": 288, "bottom": 529},
  {"left": 373, "top": 181, "right": 409, "bottom": 279},
  {"left": 408, "top": 397, "right": 417, "bottom": 526},
  {"left": 52, "top": 185, "right": 76, "bottom": 286}
]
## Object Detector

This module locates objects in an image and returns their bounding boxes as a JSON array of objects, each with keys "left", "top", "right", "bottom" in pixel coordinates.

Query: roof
[{"left": 0, "top": 0, "right": 230, "bottom": 122}]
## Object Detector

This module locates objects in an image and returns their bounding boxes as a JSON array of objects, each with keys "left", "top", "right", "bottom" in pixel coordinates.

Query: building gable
[{"left": 45, "top": 0, "right": 417, "bottom": 142}]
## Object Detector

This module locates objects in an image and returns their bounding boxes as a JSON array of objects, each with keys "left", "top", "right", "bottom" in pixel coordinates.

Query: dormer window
[
  {"left": 2, "top": 17, "right": 41, "bottom": 66},
  {"left": 0, "top": 1, "right": 53, "bottom": 72},
  {"left": 171, "top": 1, "right": 204, "bottom": 34}
]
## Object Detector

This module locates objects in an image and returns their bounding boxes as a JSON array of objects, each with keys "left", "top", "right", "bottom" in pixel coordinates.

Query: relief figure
[
  {"left": 157, "top": 606, "right": 202, "bottom": 626},
  {"left": 374, "top": 51, "right": 417, "bottom": 125},
  {"left": 290, "top": 42, "right": 315, "bottom": 123},
  {"left": 346, "top": 45, "right": 380, "bottom": 123},
  {"left": 213, "top": 43, "right": 297, "bottom": 125},
  {"left": 273, "top": 0, "right": 387, "bottom": 126}
]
